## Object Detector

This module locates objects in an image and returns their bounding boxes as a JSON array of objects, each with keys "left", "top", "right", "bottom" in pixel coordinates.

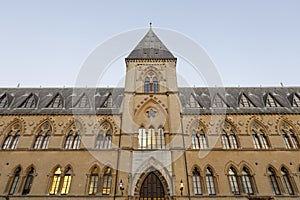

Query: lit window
[
  {"left": 192, "top": 167, "right": 202, "bottom": 195},
  {"left": 241, "top": 167, "right": 254, "bottom": 195},
  {"left": 33, "top": 122, "right": 51, "bottom": 149},
  {"left": 191, "top": 123, "right": 208, "bottom": 149},
  {"left": 268, "top": 167, "right": 281, "bottom": 195},
  {"left": 221, "top": 123, "right": 238, "bottom": 149},
  {"left": 228, "top": 167, "right": 240, "bottom": 195},
  {"left": 281, "top": 122, "right": 299, "bottom": 149},
  {"left": 61, "top": 167, "right": 72, "bottom": 195},
  {"left": 46, "top": 93, "right": 63, "bottom": 108},
  {"left": 9, "top": 167, "right": 21, "bottom": 195},
  {"left": 19, "top": 93, "right": 37, "bottom": 108},
  {"left": 281, "top": 167, "right": 296, "bottom": 195},
  {"left": 2, "top": 123, "right": 21, "bottom": 150},
  {"left": 138, "top": 126, "right": 165, "bottom": 149},
  {"left": 88, "top": 167, "right": 99, "bottom": 195},
  {"left": 251, "top": 123, "right": 270, "bottom": 149},
  {"left": 22, "top": 167, "right": 35, "bottom": 195},
  {"left": 205, "top": 167, "right": 216, "bottom": 195},
  {"left": 95, "top": 122, "right": 113, "bottom": 149},
  {"left": 49, "top": 167, "right": 62, "bottom": 195},
  {"left": 102, "top": 167, "right": 112, "bottom": 195}
]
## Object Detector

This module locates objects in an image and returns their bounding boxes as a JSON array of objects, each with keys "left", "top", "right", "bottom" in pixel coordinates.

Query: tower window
[{"left": 144, "top": 71, "right": 159, "bottom": 93}]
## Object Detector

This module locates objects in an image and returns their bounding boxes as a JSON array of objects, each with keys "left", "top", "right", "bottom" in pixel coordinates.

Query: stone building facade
[{"left": 0, "top": 27, "right": 299, "bottom": 200}]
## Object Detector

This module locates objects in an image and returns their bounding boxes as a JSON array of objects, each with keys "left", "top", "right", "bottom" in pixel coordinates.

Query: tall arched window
[
  {"left": 8, "top": 167, "right": 21, "bottom": 195},
  {"left": 280, "top": 122, "right": 299, "bottom": 149},
  {"left": 49, "top": 167, "right": 62, "bottom": 195},
  {"left": 88, "top": 166, "right": 99, "bottom": 195},
  {"left": 61, "top": 167, "right": 72, "bottom": 195},
  {"left": 205, "top": 167, "right": 216, "bottom": 195},
  {"left": 241, "top": 167, "right": 254, "bottom": 195},
  {"left": 2, "top": 122, "right": 21, "bottom": 150},
  {"left": 64, "top": 122, "right": 81, "bottom": 149},
  {"left": 192, "top": 167, "right": 202, "bottom": 195},
  {"left": 144, "top": 71, "right": 159, "bottom": 93},
  {"left": 221, "top": 123, "right": 238, "bottom": 149},
  {"left": 95, "top": 122, "right": 113, "bottom": 149},
  {"left": 157, "top": 127, "right": 165, "bottom": 149},
  {"left": 281, "top": 167, "right": 295, "bottom": 195},
  {"left": 102, "top": 167, "right": 112, "bottom": 195},
  {"left": 228, "top": 167, "right": 240, "bottom": 195},
  {"left": 138, "top": 126, "right": 165, "bottom": 149},
  {"left": 268, "top": 167, "right": 281, "bottom": 195},
  {"left": 251, "top": 123, "right": 270, "bottom": 149},
  {"left": 33, "top": 122, "right": 51, "bottom": 149},
  {"left": 22, "top": 166, "right": 35, "bottom": 195},
  {"left": 191, "top": 122, "right": 208, "bottom": 149}
]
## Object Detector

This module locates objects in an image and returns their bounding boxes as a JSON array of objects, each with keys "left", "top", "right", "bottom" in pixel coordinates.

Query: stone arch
[
  {"left": 224, "top": 161, "right": 239, "bottom": 175},
  {"left": 31, "top": 118, "right": 55, "bottom": 136},
  {"left": 186, "top": 119, "right": 208, "bottom": 135},
  {"left": 131, "top": 157, "right": 172, "bottom": 197},
  {"left": 239, "top": 161, "right": 255, "bottom": 174},
  {"left": 276, "top": 118, "right": 298, "bottom": 135},
  {"left": 134, "top": 168, "right": 170, "bottom": 199},
  {"left": 2, "top": 118, "right": 25, "bottom": 136},
  {"left": 139, "top": 66, "right": 164, "bottom": 81},
  {"left": 94, "top": 117, "right": 118, "bottom": 135},
  {"left": 246, "top": 117, "right": 271, "bottom": 135}
]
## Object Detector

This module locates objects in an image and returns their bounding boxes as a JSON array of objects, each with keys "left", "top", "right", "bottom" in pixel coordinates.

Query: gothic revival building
[{"left": 0, "top": 27, "right": 299, "bottom": 200}]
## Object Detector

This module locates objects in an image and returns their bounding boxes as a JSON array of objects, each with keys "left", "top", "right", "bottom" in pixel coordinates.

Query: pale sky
[{"left": 0, "top": 0, "right": 300, "bottom": 87}]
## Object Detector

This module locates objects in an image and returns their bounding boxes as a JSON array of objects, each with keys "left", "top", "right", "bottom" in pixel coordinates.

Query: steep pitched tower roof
[{"left": 127, "top": 23, "right": 175, "bottom": 59}]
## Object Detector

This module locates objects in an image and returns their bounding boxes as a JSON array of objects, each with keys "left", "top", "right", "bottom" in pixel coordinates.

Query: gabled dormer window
[
  {"left": 0, "top": 93, "right": 9, "bottom": 108},
  {"left": 19, "top": 93, "right": 37, "bottom": 108},
  {"left": 292, "top": 93, "right": 300, "bottom": 107},
  {"left": 239, "top": 93, "right": 255, "bottom": 108},
  {"left": 74, "top": 93, "right": 90, "bottom": 108},
  {"left": 265, "top": 93, "right": 282, "bottom": 107},
  {"left": 212, "top": 94, "right": 228, "bottom": 108},
  {"left": 46, "top": 93, "right": 63, "bottom": 108},
  {"left": 186, "top": 94, "right": 201, "bottom": 108}
]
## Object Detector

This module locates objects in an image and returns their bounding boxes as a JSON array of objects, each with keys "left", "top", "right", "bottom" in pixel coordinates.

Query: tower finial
[{"left": 149, "top": 22, "right": 152, "bottom": 29}]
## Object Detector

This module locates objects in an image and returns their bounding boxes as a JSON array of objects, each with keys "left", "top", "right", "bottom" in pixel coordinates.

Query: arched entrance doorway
[{"left": 140, "top": 172, "right": 165, "bottom": 200}]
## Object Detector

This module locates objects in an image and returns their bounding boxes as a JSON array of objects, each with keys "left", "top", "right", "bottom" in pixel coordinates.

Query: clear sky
[{"left": 0, "top": 0, "right": 300, "bottom": 87}]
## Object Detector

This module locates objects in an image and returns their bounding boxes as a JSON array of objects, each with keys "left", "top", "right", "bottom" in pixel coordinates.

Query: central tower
[{"left": 119, "top": 26, "right": 184, "bottom": 198}]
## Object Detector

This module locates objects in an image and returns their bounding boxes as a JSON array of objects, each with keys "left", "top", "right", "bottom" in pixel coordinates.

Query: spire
[{"left": 127, "top": 23, "right": 175, "bottom": 59}]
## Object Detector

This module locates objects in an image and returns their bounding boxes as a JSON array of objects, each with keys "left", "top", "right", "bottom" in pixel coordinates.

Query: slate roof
[
  {"left": 0, "top": 87, "right": 300, "bottom": 115},
  {"left": 127, "top": 27, "right": 175, "bottom": 59}
]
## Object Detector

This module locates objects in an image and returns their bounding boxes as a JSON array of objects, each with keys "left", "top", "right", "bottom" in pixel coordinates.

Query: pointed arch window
[
  {"left": 88, "top": 166, "right": 99, "bottom": 195},
  {"left": 191, "top": 123, "right": 208, "bottom": 149},
  {"left": 22, "top": 167, "right": 35, "bottom": 195},
  {"left": 192, "top": 167, "right": 202, "bottom": 195},
  {"left": 138, "top": 126, "right": 165, "bottom": 149},
  {"left": 205, "top": 167, "right": 216, "bottom": 195},
  {"left": 61, "top": 167, "right": 72, "bottom": 195},
  {"left": 46, "top": 93, "right": 63, "bottom": 108},
  {"left": 95, "top": 122, "right": 113, "bottom": 149},
  {"left": 268, "top": 167, "right": 281, "bottom": 195},
  {"left": 251, "top": 123, "right": 270, "bottom": 149},
  {"left": 49, "top": 167, "right": 62, "bottom": 195},
  {"left": 2, "top": 123, "right": 21, "bottom": 150},
  {"left": 102, "top": 167, "right": 112, "bottom": 195},
  {"left": 228, "top": 167, "right": 240, "bottom": 195},
  {"left": 281, "top": 167, "right": 295, "bottom": 195},
  {"left": 19, "top": 93, "right": 37, "bottom": 108},
  {"left": 8, "top": 167, "right": 21, "bottom": 195},
  {"left": 241, "top": 167, "right": 254, "bottom": 195},
  {"left": 33, "top": 122, "right": 51, "bottom": 149},
  {"left": 64, "top": 122, "right": 81, "bottom": 149},
  {"left": 144, "top": 71, "right": 159, "bottom": 93},
  {"left": 221, "top": 123, "right": 238, "bottom": 149},
  {"left": 281, "top": 122, "right": 299, "bottom": 149},
  {"left": 0, "top": 93, "right": 9, "bottom": 108}
]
